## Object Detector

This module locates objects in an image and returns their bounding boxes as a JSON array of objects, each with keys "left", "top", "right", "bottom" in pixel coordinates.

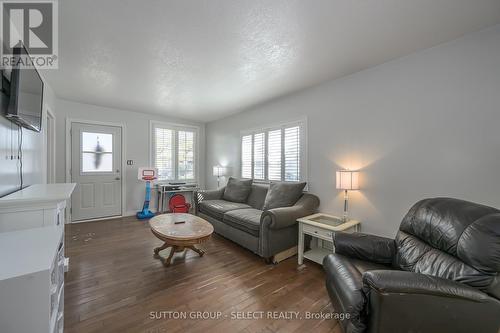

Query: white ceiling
[{"left": 42, "top": 0, "right": 500, "bottom": 122}]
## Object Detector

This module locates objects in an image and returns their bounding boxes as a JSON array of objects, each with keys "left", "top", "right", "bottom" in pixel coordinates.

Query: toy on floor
[
  {"left": 169, "top": 194, "right": 191, "bottom": 213},
  {"left": 137, "top": 167, "right": 158, "bottom": 219}
]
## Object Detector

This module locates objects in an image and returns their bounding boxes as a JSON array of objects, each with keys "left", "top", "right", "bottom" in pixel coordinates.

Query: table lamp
[
  {"left": 213, "top": 165, "right": 228, "bottom": 188},
  {"left": 336, "top": 170, "right": 360, "bottom": 221}
]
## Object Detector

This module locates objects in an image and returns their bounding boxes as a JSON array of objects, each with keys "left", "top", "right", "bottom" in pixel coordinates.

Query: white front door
[{"left": 71, "top": 122, "right": 122, "bottom": 221}]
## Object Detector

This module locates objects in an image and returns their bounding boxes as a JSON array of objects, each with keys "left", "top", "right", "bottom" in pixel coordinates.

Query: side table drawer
[{"left": 303, "top": 224, "right": 332, "bottom": 241}]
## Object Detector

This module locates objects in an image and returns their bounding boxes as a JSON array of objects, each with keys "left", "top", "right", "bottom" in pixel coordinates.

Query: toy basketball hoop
[
  {"left": 138, "top": 167, "right": 158, "bottom": 181},
  {"left": 137, "top": 167, "right": 158, "bottom": 219}
]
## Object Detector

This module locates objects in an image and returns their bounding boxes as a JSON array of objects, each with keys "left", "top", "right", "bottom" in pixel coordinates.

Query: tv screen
[{"left": 6, "top": 45, "right": 44, "bottom": 132}]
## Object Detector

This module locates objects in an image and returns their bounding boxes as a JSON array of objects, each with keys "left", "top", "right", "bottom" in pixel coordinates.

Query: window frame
[
  {"left": 240, "top": 118, "right": 307, "bottom": 183},
  {"left": 150, "top": 120, "right": 200, "bottom": 183}
]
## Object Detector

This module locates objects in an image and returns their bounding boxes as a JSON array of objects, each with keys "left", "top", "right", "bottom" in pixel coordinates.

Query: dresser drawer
[{"left": 302, "top": 224, "right": 333, "bottom": 241}]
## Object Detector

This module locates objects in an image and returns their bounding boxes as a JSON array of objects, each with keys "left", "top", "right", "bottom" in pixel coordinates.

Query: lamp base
[{"left": 342, "top": 190, "right": 349, "bottom": 222}]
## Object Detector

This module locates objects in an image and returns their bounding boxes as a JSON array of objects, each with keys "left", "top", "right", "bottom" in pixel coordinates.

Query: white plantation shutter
[
  {"left": 155, "top": 127, "right": 174, "bottom": 180},
  {"left": 267, "top": 129, "right": 282, "bottom": 181},
  {"left": 152, "top": 122, "right": 199, "bottom": 181},
  {"left": 241, "top": 135, "right": 252, "bottom": 178},
  {"left": 241, "top": 120, "right": 305, "bottom": 182},
  {"left": 284, "top": 126, "right": 300, "bottom": 181},
  {"left": 253, "top": 132, "right": 265, "bottom": 180},
  {"left": 177, "top": 130, "right": 195, "bottom": 180}
]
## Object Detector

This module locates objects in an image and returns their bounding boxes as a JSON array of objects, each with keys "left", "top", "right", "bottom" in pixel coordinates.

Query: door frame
[
  {"left": 45, "top": 106, "right": 56, "bottom": 184},
  {"left": 65, "top": 118, "right": 127, "bottom": 222}
]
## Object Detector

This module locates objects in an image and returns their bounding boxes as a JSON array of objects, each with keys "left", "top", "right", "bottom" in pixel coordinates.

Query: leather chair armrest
[
  {"left": 261, "top": 193, "right": 320, "bottom": 230},
  {"left": 334, "top": 232, "right": 395, "bottom": 265},
  {"left": 363, "top": 270, "right": 491, "bottom": 302},
  {"left": 194, "top": 187, "right": 225, "bottom": 206},
  {"left": 362, "top": 270, "right": 500, "bottom": 333}
]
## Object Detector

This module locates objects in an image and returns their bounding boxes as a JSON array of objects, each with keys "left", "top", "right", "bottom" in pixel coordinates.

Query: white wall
[
  {"left": 0, "top": 22, "right": 56, "bottom": 197},
  {"left": 0, "top": 76, "right": 56, "bottom": 197},
  {"left": 205, "top": 25, "right": 500, "bottom": 237},
  {"left": 54, "top": 99, "right": 205, "bottom": 217}
]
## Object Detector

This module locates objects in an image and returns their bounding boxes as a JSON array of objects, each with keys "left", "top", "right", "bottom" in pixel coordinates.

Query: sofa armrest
[
  {"left": 363, "top": 270, "right": 490, "bottom": 302},
  {"left": 362, "top": 270, "right": 500, "bottom": 333},
  {"left": 334, "top": 232, "right": 395, "bottom": 265},
  {"left": 194, "top": 187, "right": 225, "bottom": 207},
  {"left": 261, "top": 193, "right": 320, "bottom": 230}
]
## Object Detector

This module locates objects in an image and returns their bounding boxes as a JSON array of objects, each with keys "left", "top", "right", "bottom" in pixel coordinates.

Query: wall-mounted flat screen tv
[{"left": 5, "top": 45, "right": 44, "bottom": 132}]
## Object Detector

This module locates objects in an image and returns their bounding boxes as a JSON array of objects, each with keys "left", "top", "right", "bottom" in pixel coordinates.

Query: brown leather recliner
[{"left": 323, "top": 197, "right": 500, "bottom": 333}]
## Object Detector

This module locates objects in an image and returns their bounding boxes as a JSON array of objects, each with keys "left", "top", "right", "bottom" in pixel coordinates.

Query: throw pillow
[
  {"left": 223, "top": 177, "right": 253, "bottom": 203},
  {"left": 263, "top": 181, "right": 306, "bottom": 210}
]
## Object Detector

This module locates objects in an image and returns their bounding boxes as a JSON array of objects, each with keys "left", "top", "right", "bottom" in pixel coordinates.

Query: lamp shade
[
  {"left": 213, "top": 165, "right": 228, "bottom": 177},
  {"left": 336, "top": 170, "right": 360, "bottom": 190}
]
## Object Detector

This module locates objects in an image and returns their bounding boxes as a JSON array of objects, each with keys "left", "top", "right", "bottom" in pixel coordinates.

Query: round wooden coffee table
[{"left": 149, "top": 213, "right": 214, "bottom": 266}]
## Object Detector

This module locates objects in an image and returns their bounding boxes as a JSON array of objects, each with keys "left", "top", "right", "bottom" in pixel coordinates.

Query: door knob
[{"left": 115, "top": 177, "right": 120, "bottom": 180}]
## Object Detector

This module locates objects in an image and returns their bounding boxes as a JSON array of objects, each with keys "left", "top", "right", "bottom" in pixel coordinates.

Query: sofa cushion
[
  {"left": 395, "top": 230, "right": 495, "bottom": 292},
  {"left": 198, "top": 200, "right": 251, "bottom": 220},
  {"left": 246, "top": 184, "right": 269, "bottom": 210},
  {"left": 223, "top": 208, "right": 263, "bottom": 237},
  {"left": 323, "top": 254, "right": 393, "bottom": 333},
  {"left": 262, "top": 181, "right": 306, "bottom": 210},
  {"left": 223, "top": 177, "right": 253, "bottom": 203}
]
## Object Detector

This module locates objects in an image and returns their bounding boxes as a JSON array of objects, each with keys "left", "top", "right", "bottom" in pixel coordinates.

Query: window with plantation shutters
[
  {"left": 241, "top": 135, "right": 252, "bottom": 179},
  {"left": 284, "top": 126, "right": 300, "bottom": 181},
  {"left": 155, "top": 127, "right": 174, "bottom": 180},
  {"left": 253, "top": 132, "right": 265, "bottom": 180},
  {"left": 151, "top": 122, "right": 199, "bottom": 182},
  {"left": 267, "top": 129, "right": 282, "bottom": 181},
  {"left": 240, "top": 120, "right": 306, "bottom": 182},
  {"left": 177, "top": 130, "right": 195, "bottom": 180}
]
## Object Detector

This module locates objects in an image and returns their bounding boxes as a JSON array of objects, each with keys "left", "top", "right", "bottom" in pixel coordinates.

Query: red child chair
[{"left": 168, "top": 194, "right": 191, "bottom": 213}]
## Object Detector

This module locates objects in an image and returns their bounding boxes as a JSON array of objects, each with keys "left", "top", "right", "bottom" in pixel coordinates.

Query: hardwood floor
[{"left": 64, "top": 216, "right": 340, "bottom": 333}]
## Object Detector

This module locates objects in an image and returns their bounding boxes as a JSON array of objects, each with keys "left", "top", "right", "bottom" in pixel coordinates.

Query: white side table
[{"left": 297, "top": 213, "right": 360, "bottom": 265}]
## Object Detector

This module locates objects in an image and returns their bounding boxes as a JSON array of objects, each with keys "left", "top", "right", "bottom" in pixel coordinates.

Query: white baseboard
[
  {"left": 125, "top": 210, "right": 139, "bottom": 217},
  {"left": 71, "top": 215, "right": 123, "bottom": 223}
]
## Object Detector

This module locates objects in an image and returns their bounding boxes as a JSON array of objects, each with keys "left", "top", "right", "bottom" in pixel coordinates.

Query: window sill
[
  {"left": 156, "top": 180, "right": 198, "bottom": 184},
  {"left": 247, "top": 179, "right": 309, "bottom": 190},
  {"left": 250, "top": 179, "right": 306, "bottom": 183}
]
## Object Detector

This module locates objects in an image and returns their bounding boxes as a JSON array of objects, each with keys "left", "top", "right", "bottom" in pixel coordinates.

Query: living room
[{"left": 0, "top": 1, "right": 499, "bottom": 333}]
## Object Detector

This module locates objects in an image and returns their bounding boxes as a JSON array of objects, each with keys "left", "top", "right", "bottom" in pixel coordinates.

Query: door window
[{"left": 81, "top": 132, "right": 113, "bottom": 172}]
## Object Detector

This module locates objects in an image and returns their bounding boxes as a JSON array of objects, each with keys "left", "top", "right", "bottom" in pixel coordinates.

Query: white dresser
[
  {"left": 0, "top": 226, "right": 65, "bottom": 333},
  {"left": 0, "top": 183, "right": 75, "bottom": 333},
  {"left": 0, "top": 183, "right": 75, "bottom": 233}
]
